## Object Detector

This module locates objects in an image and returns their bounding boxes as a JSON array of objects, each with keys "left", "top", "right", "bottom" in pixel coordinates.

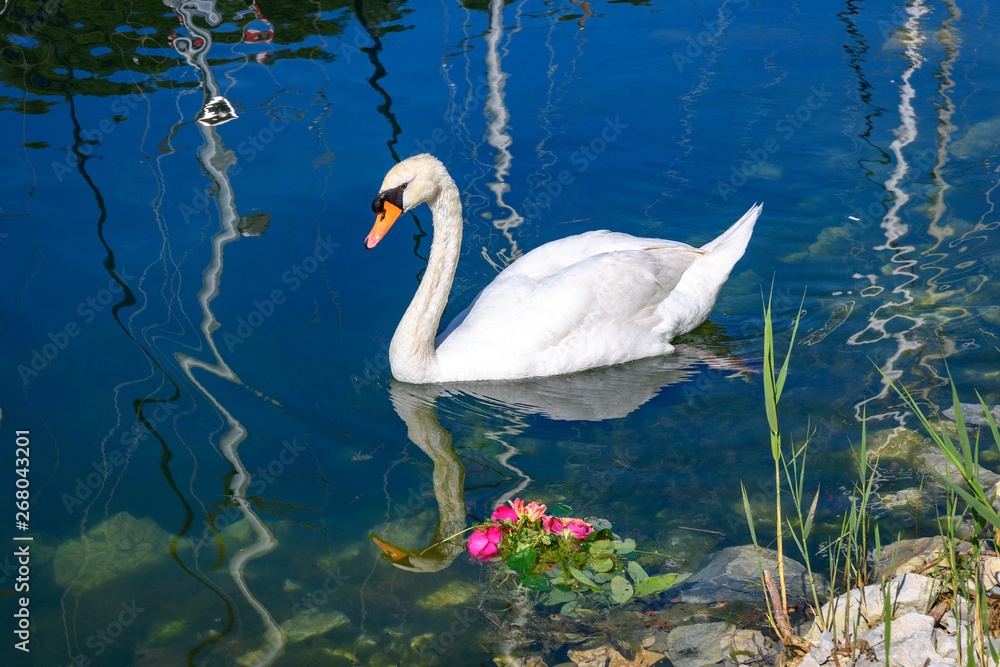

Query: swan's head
[{"left": 365, "top": 154, "right": 452, "bottom": 250}]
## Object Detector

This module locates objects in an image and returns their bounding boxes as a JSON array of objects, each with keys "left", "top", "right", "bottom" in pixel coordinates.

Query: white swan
[{"left": 365, "top": 154, "right": 760, "bottom": 384}]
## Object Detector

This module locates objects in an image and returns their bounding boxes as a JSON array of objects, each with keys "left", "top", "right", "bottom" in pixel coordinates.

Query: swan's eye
[{"left": 372, "top": 183, "right": 407, "bottom": 215}]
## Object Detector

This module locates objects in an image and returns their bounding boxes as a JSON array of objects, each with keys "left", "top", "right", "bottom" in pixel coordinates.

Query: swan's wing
[
  {"left": 497, "top": 230, "right": 699, "bottom": 281},
  {"left": 435, "top": 245, "right": 703, "bottom": 375},
  {"left": 438, "top": 231, "right": 692, "bottom": 341}
]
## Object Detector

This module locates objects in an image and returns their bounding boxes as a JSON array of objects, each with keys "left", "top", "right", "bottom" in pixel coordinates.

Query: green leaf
[
  {"left": 592, "top": 572, "right": 612, "bottom": 584},
  {"left": 544, "top": 588, "right": 577, "bottom": 605},
  {"left": 508, "top": 547, "right": 538, "bottom": 573},
  {"left": 613, "top": 538, "right": 636, "bottom": 555},
  {"left": 548, "top": 503, "right": 574, "bottom": 518},
  {"left": 568, "top": 566, "right": 601, "bottom": 591},
  {"left": 775, "top": 292, "right": 805, "bottom": 402},
  {"left": 588, "top": 528, "right": 615, "bottom": 542},
  {"left": 802, "top": 487, "right": 819, "bottom": 539},
  {"left": 589, "top": 541, "right": 615, "bottom": 558},
  {"left": 741, "top": 483, "right": 760, "bottom": 549},
  {"left": 929, "top": 468, "right": 1000, "bottom": 526},
  {"left": 977, "top": 391, "right": 1000, "bottom": 454},
  {"left": 590, "top": 557, "right": 614, "bottom": 573},
  {"left": 610, "top": 576, "right": 634, "bottom": 604},
  {"left": 627, "top": 560, "right": 649, "bottom": 583},
  {"left": 559, "top": 600, "right": 579, "bottom": 616},
  {"left": 634, "top": 574, "right": 679, "bottom": 598},
  {"left": 519, "top": 573, "right": 551, "bottom": 590}
]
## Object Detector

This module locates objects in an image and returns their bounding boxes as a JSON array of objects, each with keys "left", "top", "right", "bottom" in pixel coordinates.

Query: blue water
[{"left": 2, "top": 0, "right": 999, "bottom": 664}]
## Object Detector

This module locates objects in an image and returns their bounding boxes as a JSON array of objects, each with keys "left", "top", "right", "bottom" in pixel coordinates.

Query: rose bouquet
[{"left": 466, "top": 499, "right": 677, "bottom": 608}]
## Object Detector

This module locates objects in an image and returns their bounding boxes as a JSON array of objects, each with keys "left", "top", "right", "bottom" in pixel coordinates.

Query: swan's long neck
[{"left": 389, "top": 176, "right": 462, "bottom": 383}]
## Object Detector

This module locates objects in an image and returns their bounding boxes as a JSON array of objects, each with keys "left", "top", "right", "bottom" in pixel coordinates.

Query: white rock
[
  {"left": 933, "top": 627, "right": 958, "bottom": 662},
  {"left": 858, "top": 612, "right": 944, "bottom": 667},
  {"left": 810, "top": 630, "right": 835, "bottom": 663},
  {"left": 982, "top": 557, "right": 1000, "bottom": 589},
  {"left": 804, "top": 573, "right": 939, "bottom": 642},
  {"left": 940, "top": 611, "right": 958, "bottom": 635},
  {"left": 795, "top": 655, "right": 823, "bottom": 667}
]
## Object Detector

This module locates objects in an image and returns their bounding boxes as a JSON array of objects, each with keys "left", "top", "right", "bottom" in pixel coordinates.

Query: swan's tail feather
[
  {"left": 650, "top": 203, "right": 761, "bottom": 340},
  {"left": 699, "top": 203, "right": 762, "bottom": 256}
]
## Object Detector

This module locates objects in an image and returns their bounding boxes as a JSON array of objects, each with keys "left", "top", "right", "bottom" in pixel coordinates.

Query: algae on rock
[
  {"left": 417, "top": 580, "right": 477, "bottom": 609},
  {"left": 53, "top": 511, "right": 174, "bottom": 591},
  {"left": 281, "top": 609, "right": 350, "bottom": 642}
]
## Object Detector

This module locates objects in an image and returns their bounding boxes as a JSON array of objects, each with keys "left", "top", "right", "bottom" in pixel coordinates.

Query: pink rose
[
  {"left": 508, "top": 498, "right": 527, "bottom": 517},
  {"left": 508, "top": 499, "right": 547, "bottom": 522},
  {"left": 491, "top": 506, "right": 519, "bottom": 523},
  {"left": 467, "top": 526, "right": 503, "bottom": 560},
  {"left": 524, "top": 502, "right": 548, "bottom": 522},
  {"left": 543, "top": 515, "right": 564, "bottom": 534},
  {"left": 562, "top": 518, "right": 593, "bottom": 540}
]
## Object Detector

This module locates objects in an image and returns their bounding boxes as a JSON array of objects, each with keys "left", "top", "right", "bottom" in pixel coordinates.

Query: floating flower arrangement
[{"left": 465, "top": 499, "right": 678, "bottom": 608}]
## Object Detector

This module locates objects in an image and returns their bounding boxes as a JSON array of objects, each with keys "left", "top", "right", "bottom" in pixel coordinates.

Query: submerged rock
[
  {"left": 53, "top": 511, "right": 173, "bottom": 591},
  {"left": 867, "top": 425, "right": 939, "bottom": 460},
  {"left": 879, "top": 487, "right": 925, "bottom": 510},
  {"left": 665, "top": 622, "right": 726, "bottom": 667},
  {"left": 145, "top": 619, "right": 186, "bottom": 646},
  {"left": 371, "top": 509, "right": 437, "bottom": 550},
  {"left": 922, "top": 450, "right": 1000, "bottom": 489},
  {"left": 943, "top": 402, "right": 1000, "bottom": 427},
  {"left": 726, "top": 628, "right": 777, "bottom": 665},
  {"left": 417, "top": 580, "right": 477, "bottom": 609},
  {"left": 504, "top": 655, "right": 549, "bottom": 667},
  {"left": 676, "top": 544, "right": 829, "bottom": 604},
  {"left": 316, "top": 542, "right": 362, "bottom": 571},
  {"left": 567, "top": 645, "right": 663, "bottom": 667},
  {"left": 281, "top": 608, "right": 350, "bottom": 642},
  {"left": 951, "top": 117, "right": 1000, "bottom": 160}
]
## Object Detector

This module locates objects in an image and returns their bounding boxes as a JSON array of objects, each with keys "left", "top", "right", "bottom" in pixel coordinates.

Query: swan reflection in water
[{"left": 369, "top": 344, "right": 752, "bottom": 572}]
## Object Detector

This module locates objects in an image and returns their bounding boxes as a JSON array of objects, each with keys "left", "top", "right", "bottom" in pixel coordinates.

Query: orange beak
[
  {"left": 365, "top": 201, "right": 403, "bottom": 250},
  {"left": 369, "top": 532, "right": 410, "bottom": 564}
]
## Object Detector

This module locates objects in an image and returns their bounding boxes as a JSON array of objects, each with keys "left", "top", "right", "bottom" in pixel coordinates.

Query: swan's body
[{"left": 366, "top": 154, "right": 760, "bottom": 384}]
